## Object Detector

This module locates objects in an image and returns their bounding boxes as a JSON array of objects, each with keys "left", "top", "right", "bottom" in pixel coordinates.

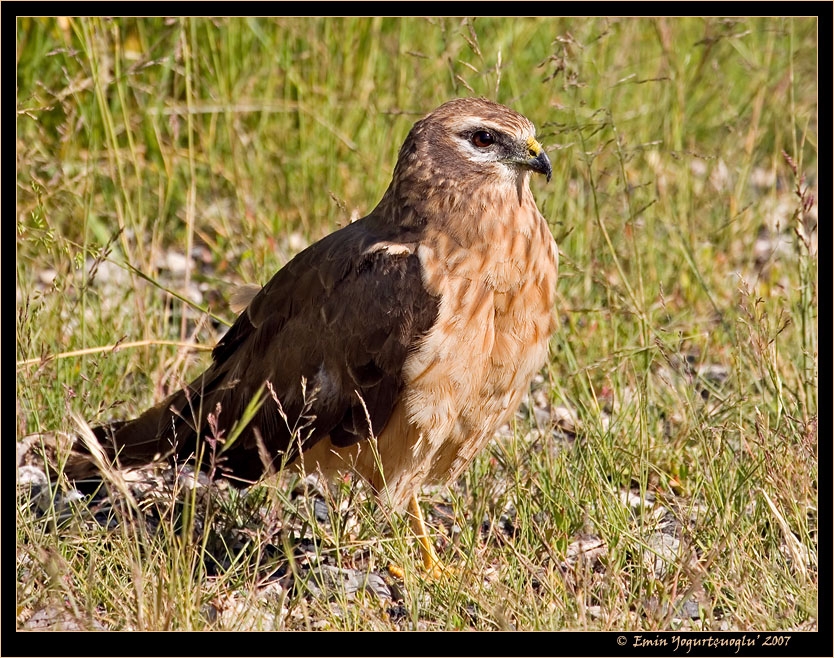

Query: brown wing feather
[{"left": 91, "top": 215, "right": 439, "bottom": 484}]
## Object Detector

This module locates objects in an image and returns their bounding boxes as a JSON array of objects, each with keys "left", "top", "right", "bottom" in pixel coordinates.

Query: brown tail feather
[{"left": 62, "top": 400, "right": 180, "bottom": 481}]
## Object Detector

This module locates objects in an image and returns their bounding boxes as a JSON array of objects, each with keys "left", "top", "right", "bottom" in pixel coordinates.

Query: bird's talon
[{"left": 387, "top": 562, "right": 406, "bottom": 580}]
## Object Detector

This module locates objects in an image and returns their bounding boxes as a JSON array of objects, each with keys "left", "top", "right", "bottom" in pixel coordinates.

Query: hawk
[{"left": 69, "top": 97, "right": 559, "bottom": 570}]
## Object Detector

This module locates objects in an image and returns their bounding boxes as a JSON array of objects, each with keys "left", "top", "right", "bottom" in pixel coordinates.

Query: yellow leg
[
  {"left": 387, "top": 493, "right": 445, "bottom": 579},
  {"left": 408, "top": 493, "right": 441, "bottom": 573}
]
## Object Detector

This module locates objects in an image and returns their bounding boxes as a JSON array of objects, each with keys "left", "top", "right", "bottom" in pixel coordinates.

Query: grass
[{"left": 16, "top": 17, "right": 817, "bottom": 632}]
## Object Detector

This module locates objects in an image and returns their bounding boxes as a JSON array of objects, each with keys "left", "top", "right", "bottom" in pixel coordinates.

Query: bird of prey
[{"left": 69, "top": 97, "right": 559, "bottom": 571}]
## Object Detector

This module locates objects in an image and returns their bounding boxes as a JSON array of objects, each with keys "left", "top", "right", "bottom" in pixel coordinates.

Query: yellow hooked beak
[{"left": 524, "top": 137, "right": 552, "bottom": 182}]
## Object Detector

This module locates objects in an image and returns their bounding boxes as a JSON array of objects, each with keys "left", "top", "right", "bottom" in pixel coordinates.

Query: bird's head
[
  {"left": 439, "top": 99, "right": 551, "bottom": 184},
  {"left": 393, "top": 97, "right": 551, "bottom": 196}
]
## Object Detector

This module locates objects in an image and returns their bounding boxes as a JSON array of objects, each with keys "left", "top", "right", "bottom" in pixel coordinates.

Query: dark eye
[{"left": 471, "top": 130, "right": 495, "bottom": 148}]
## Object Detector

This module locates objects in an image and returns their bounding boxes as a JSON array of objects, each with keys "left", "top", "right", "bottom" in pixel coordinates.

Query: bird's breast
[{"left": 402, "top": 205, "right": 558, "bottom": 484}]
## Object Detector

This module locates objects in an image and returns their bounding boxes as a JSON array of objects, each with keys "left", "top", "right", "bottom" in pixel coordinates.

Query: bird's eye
[{"left": 471, "top": 130, "right": 495, "bottom": 148}]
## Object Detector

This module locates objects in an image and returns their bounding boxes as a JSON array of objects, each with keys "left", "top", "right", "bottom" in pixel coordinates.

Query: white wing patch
[{"left": 363, "top": 242, "right": 413, "bottom": 257}]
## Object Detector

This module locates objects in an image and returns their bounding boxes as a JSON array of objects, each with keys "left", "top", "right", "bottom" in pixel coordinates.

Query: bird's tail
[{"left": 61, "top": 397, "right": 182, "bottom": 482}]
